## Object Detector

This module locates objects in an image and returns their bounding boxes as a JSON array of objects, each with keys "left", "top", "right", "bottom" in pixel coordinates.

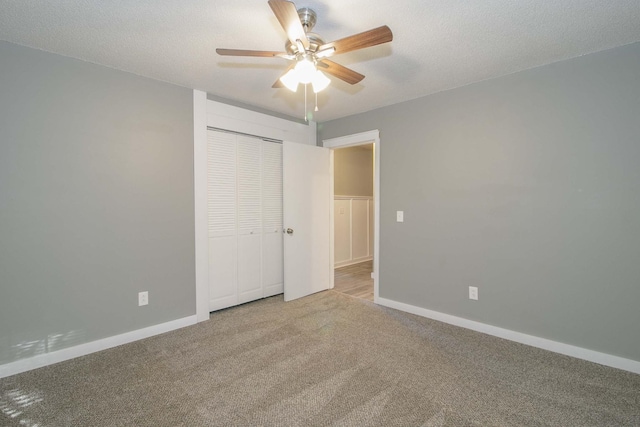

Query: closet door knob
[{"left": 286, "top": 228, "right": 294, "bottom": 235}]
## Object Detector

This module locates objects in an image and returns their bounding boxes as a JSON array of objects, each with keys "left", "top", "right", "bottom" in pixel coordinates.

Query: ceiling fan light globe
[
  {"left": 312, "top": 70, "right": 331, "bottom": 93},
  {"left": 295, "top": 58, "right": 316, "bottom": 84},
  {"left": 280, "top": 69, "right": 299, "bottom": 92}
]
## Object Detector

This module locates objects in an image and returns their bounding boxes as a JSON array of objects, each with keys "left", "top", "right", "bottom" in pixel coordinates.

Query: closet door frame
[{"left": 194, "top": 95, "right": 316, "bottom": 321}]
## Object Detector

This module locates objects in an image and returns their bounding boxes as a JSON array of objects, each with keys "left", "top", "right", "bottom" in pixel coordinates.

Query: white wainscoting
[{"left": 334, "top": 196, "right": 373, "bottom": 268}]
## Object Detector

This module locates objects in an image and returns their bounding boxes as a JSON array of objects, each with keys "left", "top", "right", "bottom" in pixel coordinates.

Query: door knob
[{"left": 286, "top": 228, "right": 294, "bottom": 235}]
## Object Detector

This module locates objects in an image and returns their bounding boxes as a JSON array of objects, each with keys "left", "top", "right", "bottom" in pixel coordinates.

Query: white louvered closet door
[
  {"left": 262, "top": 141, "right": 283, "bottom": 297},
  {"left": 207, "top": 131, "right": 238, "bottom": 311},
  {"left": 236, "top": 136, "right": 263, "bottom": 304},
  {"left": 207, "top": 129, "right": 284, "bottom": 311}
]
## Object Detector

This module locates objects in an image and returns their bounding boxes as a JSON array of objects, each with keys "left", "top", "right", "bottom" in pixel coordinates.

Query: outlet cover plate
[
  {"left": 138, "top": 291, "right": 149, "bottom": 306},
  {"left": 469, "top": 286, "right": 478, "bottom": 301}
]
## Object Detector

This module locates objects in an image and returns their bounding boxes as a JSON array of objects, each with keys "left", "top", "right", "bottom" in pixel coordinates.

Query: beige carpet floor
[{"left": 1, "top": 291, "right": 639, "bottom": 426}]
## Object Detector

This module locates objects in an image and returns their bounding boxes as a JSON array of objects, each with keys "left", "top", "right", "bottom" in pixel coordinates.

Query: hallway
[{"left": 333, "top": 260, "right": 373, "bottom": 301}]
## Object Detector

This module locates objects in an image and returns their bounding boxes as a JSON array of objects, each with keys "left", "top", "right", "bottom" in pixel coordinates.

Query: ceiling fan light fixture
[
  {"left": 217, "top": 1, "right": 394, "bottom": 115},
  {"left": 280, "top": 69, "right": 299, "bottom": 92},
  {"left": 294, "top": 57, "right": 316, "bottom": 84},
  {"left": 311, "top": 70, "right": 330, "bottom": 93}
]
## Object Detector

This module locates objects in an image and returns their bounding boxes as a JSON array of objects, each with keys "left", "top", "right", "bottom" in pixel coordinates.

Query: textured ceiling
[{"left": 2, "top": 1, "right": 640, "bottom": 122}]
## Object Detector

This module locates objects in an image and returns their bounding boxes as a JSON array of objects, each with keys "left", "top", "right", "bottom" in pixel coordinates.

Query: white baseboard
[
  {"left": 334, "top": 256, "right": 373, "bottom": 269},
  {"left": 376, "top": 297, "right": 640, "bottom": 375},
  {"left": 0, "top": 315, "right": 198, "bottom": 379}
]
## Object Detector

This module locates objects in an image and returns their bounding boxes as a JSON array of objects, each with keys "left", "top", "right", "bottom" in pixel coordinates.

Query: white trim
[
  {"left": 323, "top": 130, "right": 379, "bottom": 149},
  {"left": 0, "top": 315, "right": 198, "bottom": 379},
  {"left": 334, "top": 195, "right": 373, "bottom": 200},
  {"left": 377, "top": 297, "right": 640, "bottom": 375},
  {"left": 334, "top": 256, "right": 374, "bottom": 269},
  {"left": 207, "top": 101, "right": 316, "bottom": 146},
  {"left": 193, "top": 90, "right": 210, "bottom": 323},
  {"left": 373, "top": 140, "right": 379, "bottom": 300},
  {"left": 323, "top": 130, "right": 380, "bottom": 302},
  {"left": 329, "top": 151, "right": 335, "bottom": 289}
]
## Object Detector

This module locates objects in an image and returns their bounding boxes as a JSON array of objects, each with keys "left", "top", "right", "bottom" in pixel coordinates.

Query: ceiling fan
[{"left": 216, "top": 0, "right": 393, "bottom": 94}]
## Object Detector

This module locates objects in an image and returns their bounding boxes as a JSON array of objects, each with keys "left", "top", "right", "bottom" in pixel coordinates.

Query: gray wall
[
  {"left": 0, "top": 42, "right": 195, "bottom": 365},
  {"left": 319, "top": 42, "right": 640, "bottom": 362},
  {"left": 334, "top": 146, "right": 374, "bottom": 197}
]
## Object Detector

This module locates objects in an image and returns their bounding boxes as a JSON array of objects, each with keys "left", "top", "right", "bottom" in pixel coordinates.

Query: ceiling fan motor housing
[
  {"left": 284, "top": 8, "right": 323, "bottom": 55},
  {"left": 285, "top": 32, "right": 325, "bottom": 55},
  {"left": 298, "top": 7, "right": 317, "bottom": 32}
]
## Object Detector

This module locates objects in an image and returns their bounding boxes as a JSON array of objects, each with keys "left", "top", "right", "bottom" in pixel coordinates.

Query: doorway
[
  {"left": 332, "top": 144, "right": 374, "bottom": 301},
  {"left": 324, "top": 130, "right": 380, "bottom": 303}
]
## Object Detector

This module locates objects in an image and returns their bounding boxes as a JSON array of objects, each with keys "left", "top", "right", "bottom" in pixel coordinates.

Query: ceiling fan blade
[
  {"left": 268, "top": 0, "right": 309, "bottom": 49},
  {"left": 317, "top": 60, "right": 364, "bottom": 85},
  {"left": 318, "top": 25, "right": 393, "bottom": 56},
  {"left": 216, "top": 48, "right": 288, "bottom": 58}
]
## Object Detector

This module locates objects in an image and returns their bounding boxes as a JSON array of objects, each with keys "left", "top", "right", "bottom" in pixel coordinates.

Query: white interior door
[{"left": 283, "top": 141, "right": 331, "bottom": 301}]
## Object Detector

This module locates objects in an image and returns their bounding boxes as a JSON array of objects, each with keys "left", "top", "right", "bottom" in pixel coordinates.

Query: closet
[{"left": 207, "top": 129, "right": 283, "bottom": 311}]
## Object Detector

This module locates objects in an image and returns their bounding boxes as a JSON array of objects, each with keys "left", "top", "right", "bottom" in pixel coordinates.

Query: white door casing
[
  {"left": 283, "top": 141, "right": 332, "bottom": 301},
  {"left": 323, "top": 130, "right": 381, "bottom": 302}
]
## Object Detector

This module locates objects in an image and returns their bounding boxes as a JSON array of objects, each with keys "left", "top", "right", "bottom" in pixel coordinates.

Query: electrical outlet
[
  {"left": 138, "top": 291, "right": 149, "bottom": 306},
  {"left": 469, "top": 286, "right": 478, "bottom": 301},
  {"left": 396, "top": 211, "right": 404, "bottom": 222}
]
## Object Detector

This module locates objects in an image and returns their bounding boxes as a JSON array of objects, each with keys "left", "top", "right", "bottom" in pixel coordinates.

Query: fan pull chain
[
  {"left": 304, "top": 84, "right": 308, "bottom": 122},
  {"left": 315, "top": 91, "right": 318, "bottom": 112}
]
